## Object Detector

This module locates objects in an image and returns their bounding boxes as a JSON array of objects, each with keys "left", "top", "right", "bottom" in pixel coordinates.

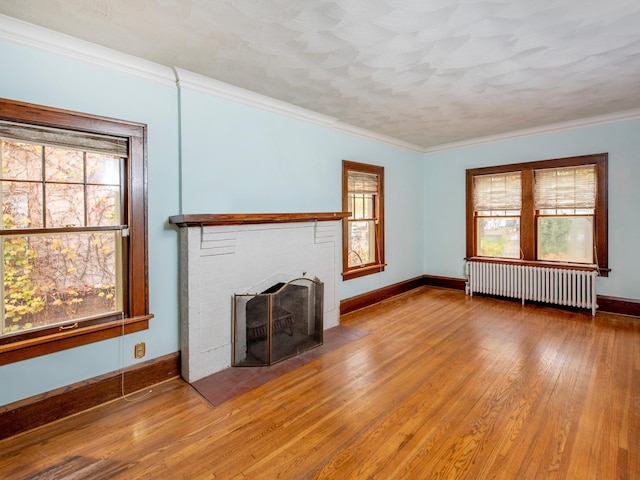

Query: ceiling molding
[
  {"left": 0, "top": 14, "right": 175, "bottom": 87},
  {"left": 0, "top": 14, "right": 423, "bottom": 153},
  {"left": 174, "top": 67, "right": 337, "bottom": 127},
  {"left": 3, "top": 13, "right": 636, "bottom": 156},
  {"left": 174, "top": 68, "right": 424, "bottom": 153},
  {"left": 331, "top": 121, "right": 425, "bottom": 153},
  {"left": 423, "top": 108, "right": 640, "bottom": 154}
]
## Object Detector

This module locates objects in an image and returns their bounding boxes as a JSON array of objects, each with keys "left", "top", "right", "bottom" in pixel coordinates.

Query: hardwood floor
[{"left": 1, "top": 286, "right": 639, "bottom": 479}]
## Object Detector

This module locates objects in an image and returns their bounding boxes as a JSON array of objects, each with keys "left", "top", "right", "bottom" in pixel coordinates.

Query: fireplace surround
[{"left": 169, "top": 212, "right": 348, "bottom": 382}]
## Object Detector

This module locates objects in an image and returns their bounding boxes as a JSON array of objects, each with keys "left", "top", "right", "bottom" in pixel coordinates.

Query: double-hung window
[
  {"left": 342, "top": 160, "right": 385, "bottom": 280},
  {"left": 473, "top": 172, "right": 522, "bottom": 259},
  {"left": 466, "top": 153, "right": 608, "bottom": 274},
  {"left": 1, "top": 126, "right": 125, "bottom": 334},
  {"left": 0, "top": 98, "right": 151, "bottom": 364},
  {"left": 535, "top": 165, "right": 596, "bottom": 264}
]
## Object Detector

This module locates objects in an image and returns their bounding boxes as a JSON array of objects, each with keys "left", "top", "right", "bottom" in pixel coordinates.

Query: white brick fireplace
[{"left": 169, "top": 213, "right": 348, "bottom": 382}]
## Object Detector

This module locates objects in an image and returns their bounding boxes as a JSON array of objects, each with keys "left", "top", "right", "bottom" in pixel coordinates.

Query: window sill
[
  {"left": 0, "top": 314, "right": 153, "bottom": 366},
  {"left": 342, "top": 263, "right": 386, "bottom": 281},
  {"left": 466, "top": 257, "right": 609, "bottom": 276}
]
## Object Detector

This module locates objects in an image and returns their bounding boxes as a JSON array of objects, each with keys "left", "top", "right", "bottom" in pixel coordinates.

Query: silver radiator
[{"left": 466, "top": 261, "right": 598, "bottom": 315}]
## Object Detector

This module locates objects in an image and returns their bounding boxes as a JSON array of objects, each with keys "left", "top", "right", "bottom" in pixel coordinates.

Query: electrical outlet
[{"left": 134, "top": 342, "right": 146, "bottom": 359}]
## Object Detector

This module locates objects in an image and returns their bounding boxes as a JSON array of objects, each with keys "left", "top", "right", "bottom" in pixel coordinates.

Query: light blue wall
[
  {"left": 423, "top": 119, "right": 640, "bottom": 299},
  {"left": 0, "top": 35, "right": 423, "bottom": 405},
  {"left": 178, "top": 87, "right": 424, "bottom": 300}
]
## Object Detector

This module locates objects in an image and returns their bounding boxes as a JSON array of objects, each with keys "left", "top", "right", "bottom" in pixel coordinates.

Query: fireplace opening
[{"left": 233, "top": 277, "right": 323, "bottom": 366}]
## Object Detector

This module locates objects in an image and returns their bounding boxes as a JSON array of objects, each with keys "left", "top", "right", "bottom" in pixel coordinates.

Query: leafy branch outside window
[{"left": 2, "top": 140, "right": 121, "bottom": 335}]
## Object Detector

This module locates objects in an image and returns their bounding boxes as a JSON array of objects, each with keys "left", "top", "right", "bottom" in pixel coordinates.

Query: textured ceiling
[{"left": 1, "top": 0, "right": 640, "bottom": 149}]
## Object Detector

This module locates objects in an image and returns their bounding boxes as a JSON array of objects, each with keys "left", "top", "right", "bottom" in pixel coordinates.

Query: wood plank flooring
[{"left": 1, "top": 286, "right": 638, "bottom": 479}]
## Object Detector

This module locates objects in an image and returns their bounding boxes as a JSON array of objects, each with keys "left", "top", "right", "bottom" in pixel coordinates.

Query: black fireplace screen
[{"left": 232, "top": 277, "right": 323, "bottom": 366}]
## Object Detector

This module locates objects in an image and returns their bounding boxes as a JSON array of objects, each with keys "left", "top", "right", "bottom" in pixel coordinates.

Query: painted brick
[{"left": 178, "top": 220, "right": 342, "bottom": 382}]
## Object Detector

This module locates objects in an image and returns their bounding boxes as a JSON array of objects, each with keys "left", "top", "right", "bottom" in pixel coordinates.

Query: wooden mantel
[{"left": 169, "top": 212, "right": 351, "bottom": 228}]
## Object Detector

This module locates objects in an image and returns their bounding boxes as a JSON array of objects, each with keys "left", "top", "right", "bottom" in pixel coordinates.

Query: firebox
[{"left": 232, "top": 277, "right": 323, "bottom": 366}]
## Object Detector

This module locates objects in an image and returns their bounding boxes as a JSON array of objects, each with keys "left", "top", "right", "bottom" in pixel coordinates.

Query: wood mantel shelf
[{"left": 169, "top": 212, "right": 351, "bottom": 228}]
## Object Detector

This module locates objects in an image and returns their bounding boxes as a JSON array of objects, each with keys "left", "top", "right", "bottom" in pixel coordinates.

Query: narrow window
[{"left": 342, "top": 160, "right": 385, "bottom": 280}]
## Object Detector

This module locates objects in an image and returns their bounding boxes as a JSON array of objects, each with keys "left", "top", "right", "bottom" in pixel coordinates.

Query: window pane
[
  {"left": 350, "top": 193, "right": 374, "bottom": 220},
  {"left": 45, "top": 147, "right": 84, "bottom": 183},
  {"left": 364, "top": 195, "right": 374, "bottom": 219},
  {"left": 87, "top": 185, "right": 121, "bottom": 226},
  {"left": 3, "top": 231, "right": 121, "bottom": 334},
  {"left": 2, "top": 181, "right": 43, "bottom": 228},
  {"left": 45, "top": 183, "right": 85, "bottom": 227},
  {"left": 476, "top": 217, "right": 521, "bottom": 258},
  {"left": 86, "top": 153, "right": 120, "bottom": 185},
  {"left": 353, "top": 194, "right": 363, "bottom": 219},
  {"left": 537, "top": 216, "right": 594, "bottom": 263},
  {"left": 347, "top": 220, "right": 375, "bottom": 267},
  {"left": 1, "top": 141, "right": 42, "bottom": 181}
]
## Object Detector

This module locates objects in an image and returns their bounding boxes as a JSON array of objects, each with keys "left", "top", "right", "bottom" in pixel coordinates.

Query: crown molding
[
  {"left": 422, "top": 108, "right": 640, "bottom": 154},
  {"left": 174, "top": 67, "right": 425, "bottom": 153},
  {"left": 174, "top": 67, "right": 336, "bottom": 127},
  {"left": 0, "top": 14, "right": 175, "bottom": 87},
  {"left": 332, "top": 120, "right": 425, "bottom": 153},
  {"left": 5, "top": 14, "right": 635, "bottom": 156},
  {"left": 0, "top": 13, "right": 423, "bottom": 153}
]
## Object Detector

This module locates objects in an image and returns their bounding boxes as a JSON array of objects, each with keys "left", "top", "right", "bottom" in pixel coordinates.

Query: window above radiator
[{"left": 466, "top": 153, "right": 608, "bottom": 277}]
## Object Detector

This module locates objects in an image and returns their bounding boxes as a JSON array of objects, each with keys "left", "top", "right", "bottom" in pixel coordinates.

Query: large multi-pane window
[
  {"left": 0, "top": 98, "right": 150, "bottom": 364},
  {"left": 466, "top": 153, "right": 608, "bottom": 274},
  {"left": 1, "top": 135, "right": 124, "bottom": 335},
  {"left": 342, "top": 160, "right": 385, "bottom": 280}
]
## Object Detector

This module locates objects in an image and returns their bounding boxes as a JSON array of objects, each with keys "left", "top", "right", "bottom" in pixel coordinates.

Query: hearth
[{"left": 233, "top": 277, "right": 323, "bottom": 366}]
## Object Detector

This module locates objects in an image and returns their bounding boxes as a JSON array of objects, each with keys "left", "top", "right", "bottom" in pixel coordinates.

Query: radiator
[{"left": 466, "top": 261, "right": 598, "bottom": 315}]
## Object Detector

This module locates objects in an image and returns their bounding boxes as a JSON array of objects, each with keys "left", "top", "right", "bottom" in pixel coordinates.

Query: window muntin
[
  {"left": 466, "top": 154, "right": 608, "bottom": 274},
  {"left": 342, "top": 160, "right": 384, "bottom": 280},
  {"left": 1, "top": 137, "right": 126, "bottom": 336}
]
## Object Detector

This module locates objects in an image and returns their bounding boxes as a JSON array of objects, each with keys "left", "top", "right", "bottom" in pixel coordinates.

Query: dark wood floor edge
[
  {"left": 0, "top": 351, "right": 180, "bottom": 439},
  {"left": 597, "top": 295, "right": 640, "bottom": 318}
]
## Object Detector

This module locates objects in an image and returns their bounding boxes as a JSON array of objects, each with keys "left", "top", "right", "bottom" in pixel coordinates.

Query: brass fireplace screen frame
[{"left": 232, "top": 277, "right": 324, "bottom": 367}]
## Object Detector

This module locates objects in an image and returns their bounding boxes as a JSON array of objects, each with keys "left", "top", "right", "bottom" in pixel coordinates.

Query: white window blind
[
  {"left": 535, "top": 165, "right": 596, "bottom": 209},
  {"left": 348, "top": 171, "right": 378, "bottom": 193},
  {"left": 473, "top": 172, "right": 521, "bottom": 211}
]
